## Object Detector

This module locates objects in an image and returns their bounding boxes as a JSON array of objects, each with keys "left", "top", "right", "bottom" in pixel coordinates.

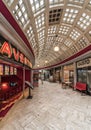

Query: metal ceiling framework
[{"left": 2, "top": 0, "right": 91, "bottom": 68}]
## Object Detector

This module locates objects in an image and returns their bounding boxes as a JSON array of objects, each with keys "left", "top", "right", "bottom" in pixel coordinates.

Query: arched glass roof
[{"left": 3, "top": 0, "right": 91, "bottom": 68}]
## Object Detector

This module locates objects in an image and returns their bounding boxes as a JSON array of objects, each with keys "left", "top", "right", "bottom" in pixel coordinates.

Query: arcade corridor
[{"left": 0, "top": 81, "right": 91, "bottom": 130}]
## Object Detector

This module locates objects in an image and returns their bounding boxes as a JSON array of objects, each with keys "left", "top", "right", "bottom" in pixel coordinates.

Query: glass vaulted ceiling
[{"left": 3, "top": 0, "right": 91, "bottom": 68}]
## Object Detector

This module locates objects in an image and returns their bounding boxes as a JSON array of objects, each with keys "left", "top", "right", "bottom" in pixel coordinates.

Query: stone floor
[{"left": 0, "top": 81, "right": 91, "bottom": 130}]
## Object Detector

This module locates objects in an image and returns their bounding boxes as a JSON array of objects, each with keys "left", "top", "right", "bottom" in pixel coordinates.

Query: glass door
[{"left": 77, "top": 68, "right": 87, "bottom": 83}]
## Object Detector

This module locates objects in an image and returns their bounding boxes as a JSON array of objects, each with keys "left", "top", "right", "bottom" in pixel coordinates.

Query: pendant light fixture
[{"left": 54, "top": 46, "right": 59, "bottom": 51}]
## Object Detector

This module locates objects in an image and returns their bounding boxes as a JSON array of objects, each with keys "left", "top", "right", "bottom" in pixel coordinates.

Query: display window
[
  {"left": 10, "top": 66, "right": 14, "bottom": 75},
  {"left": 0, "top": 64, "right": 3, "bottom": 75},
  {"left": 14, "top": 67, "right": 17, "bottom": 75},
  {"left": 5, "top": 65, "right": 9, "bottom": 75}
]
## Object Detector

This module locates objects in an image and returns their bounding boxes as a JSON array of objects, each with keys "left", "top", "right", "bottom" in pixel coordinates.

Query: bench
[{"left": 75, "top": 82, "right": 87, "bottom": 95}]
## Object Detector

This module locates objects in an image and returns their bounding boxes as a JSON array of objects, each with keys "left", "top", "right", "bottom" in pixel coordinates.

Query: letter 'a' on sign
[{"left": 0, "top": 42, "right": 12, "bottom": 58}]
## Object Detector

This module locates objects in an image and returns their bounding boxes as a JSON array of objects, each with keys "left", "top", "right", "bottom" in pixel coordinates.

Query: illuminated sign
[{"left": 0, "top": 41, "right": 32, "bottom": 68}]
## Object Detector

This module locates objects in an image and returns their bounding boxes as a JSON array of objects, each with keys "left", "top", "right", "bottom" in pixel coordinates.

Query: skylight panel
[
  {"left": 4, "top": 0, "right": 14, "bottom": 6},
  {"left": 70, "top": 29, "right": 80, "bottom": 40},
  {"left": 35, "top": 13, "right": 45, "bottom": 30},
  {"left": 88, "top": 0, "right": 91, "bottom": 6},
  {"left": 61, "top": 45, "right": 67, "bottom": 51},
  {"left": 15, "top": 5, "right": 19, "bottom": 10},
  {"left": 31, "top": 38, "right": 37, "bottom": 48},
  {"left": 49, "top": 8, "right": 62, "bottom": 25},
  {"left": 30, "top": 0, "right": 45, "bottom": 14},
  {"left": 19, "top": 0, "right": 23, "bottom": 5},
  {"left": 48, "top": 26, "right": 57, "bottom": 34},
  {"left": 13, "top": 0, "right": 29, "bottom": 27},
  {"left": 76, "top": 37, "right": 89, "bottom": 50},
  {"left": 89, "top": 30, "right": 91, "bottom": 35},
  {"left": 77, "top": 13, "right": 91, "bottom": 30},
  {"left": 64, "top": 39, "right": 73, "bottom": 47},
  {"left": 68, "top": 0, "right": 84, "bottom": 4},
  {"left": 22, "top": 6, "right": 25, "bottom": 12},
  {"left": 70, "top": 45, "right": 77, "bottom": 54},
  {"left": 55, "top": 35, "right": 64, "bottom": 42},
  {"left": 63, "top": 8, "right": 79, "bottom": 24},
  {"left": 59, "top": 25, "right": 70, "bottom": 35},
  {"left": 47, "top": 36, "right": 54, "bottom": 42},
  {"left": 49, "top": 0, "right": 63, "bottom": 5},
  {"left": 38, "top": 30, "right": 45, "bottom": 40},
  {"left": 24, "top": 13, "right": 28, "bottom": 20},
  {"left": 26, "top": 26, "right": 34, "bottom": 39}
]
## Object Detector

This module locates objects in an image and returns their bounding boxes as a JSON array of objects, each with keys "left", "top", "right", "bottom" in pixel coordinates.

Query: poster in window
[
  {"left": 0, "top": 64, "right": 3, "bottom": 75},
  {"left": 10, "top": 66, "right": 13, "bottom": 75},
  {"left": 14, "top": 68, "right": 17, "bottom": 75},
  {"left": 5, "top": 65, "right": 9, "bottom": 75}
]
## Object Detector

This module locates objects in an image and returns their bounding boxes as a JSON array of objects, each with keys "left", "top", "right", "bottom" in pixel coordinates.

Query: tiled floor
[{"left": 0, "top": 81, "right": 91, "bottom": 130}]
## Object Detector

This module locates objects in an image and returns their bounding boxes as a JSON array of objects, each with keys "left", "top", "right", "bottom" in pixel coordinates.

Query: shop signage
[
  {"left": 0, "top": 41, "right": 32, "bottom": 68},
  {"left": 77, "top": 58, "right": 91, "bottom": 68}
]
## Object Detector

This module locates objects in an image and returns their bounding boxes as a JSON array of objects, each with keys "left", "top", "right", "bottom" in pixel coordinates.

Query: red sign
[{"left": 0, "top": 42, "right": 32, "bottom": 68}]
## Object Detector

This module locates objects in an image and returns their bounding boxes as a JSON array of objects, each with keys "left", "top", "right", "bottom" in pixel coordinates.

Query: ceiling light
[
  {"left": 54, "top": 46, "right": 59, "bottom": 51},
  {"left": 37, "top": 65, "right": 39, "bottom": 67},
  {"left": 45, "top": 60, "right": 48, "bottom": 63}
]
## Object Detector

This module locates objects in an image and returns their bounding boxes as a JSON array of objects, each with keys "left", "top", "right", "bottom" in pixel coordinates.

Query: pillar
[
  {"left": 23, "top": 67, "right": 25, "bottom": 98},
  {"left": 73, "top": 62, "right": 77, "bottom": 90}
]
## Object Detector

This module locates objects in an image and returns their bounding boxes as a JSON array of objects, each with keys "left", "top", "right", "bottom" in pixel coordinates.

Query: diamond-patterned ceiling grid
[{"left": 3, "top": 0, "right": 91, "bottom": 68}]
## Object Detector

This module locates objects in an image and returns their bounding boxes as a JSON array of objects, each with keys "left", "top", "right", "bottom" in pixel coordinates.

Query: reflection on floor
[
  {"left": 0, "top": 93, "right": 22, "bottom": 120},
  {"left": 0, "top": 81, "right": 91, "bottom": 130}
]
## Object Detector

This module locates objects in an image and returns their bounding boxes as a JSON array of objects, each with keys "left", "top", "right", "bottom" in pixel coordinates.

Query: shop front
[
  {"left": 77, "top": 58, "right": 91, "bottom": 94},
  {"left": 0, "top": 36, "right": 33, "bottom": 119},
  {"left": 0, "top": 35, "right": 33, "bottom": 99}
]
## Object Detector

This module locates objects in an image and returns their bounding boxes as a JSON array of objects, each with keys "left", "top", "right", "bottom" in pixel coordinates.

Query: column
[
  {"left": 31, "top": 69, "right": 33, "bottom": 84},
  {"left": 73, "top": 62, "right": 77, "bottom": 90},
  {"left": 61, "top": 66, "right": 64, "bottom": 83},
  {"left": 23, "top": 67, "right": 25, "bottom": 98}
]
